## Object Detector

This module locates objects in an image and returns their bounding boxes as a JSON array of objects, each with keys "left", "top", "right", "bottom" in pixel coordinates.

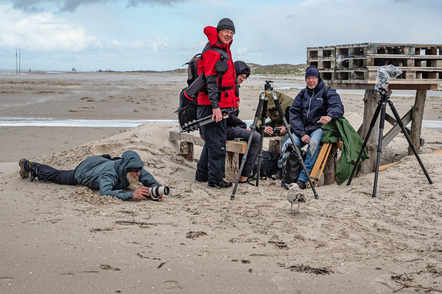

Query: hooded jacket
[
  {"left": 233, "top": 60, "right": 250, "bottom": 99},
  {"left": 74, "top": 150, "right": 159, "bottom": 200},
  {"left": 289, "top": 78, "right": 344, "bottom": 137},
  {"left": 197, "top": 26, "right": 237, "bottom": 109}
]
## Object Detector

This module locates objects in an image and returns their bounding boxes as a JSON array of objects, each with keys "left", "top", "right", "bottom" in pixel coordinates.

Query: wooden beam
[
  {"left": 382, "top": 109, "right": 412, "bottom": 147},
  {"left": 410, "top": 89, "right": 427, "bottom": 153},
  {"left": 226, "top": 140, "right": 247, "bottom": 154},
  {"left": 169, "top": 130, "right": 204, "bottom": 146}
]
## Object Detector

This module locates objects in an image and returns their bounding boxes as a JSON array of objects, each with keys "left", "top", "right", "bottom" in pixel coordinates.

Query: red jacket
[{"left": 197, "top": 26, "right": 237, "bottom": 108}]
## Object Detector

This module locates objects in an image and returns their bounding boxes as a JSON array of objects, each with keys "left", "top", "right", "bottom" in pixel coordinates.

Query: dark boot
[
  {"left": 28, "top": 162, "right": 40, "bottom": 182},
  {"left": 19, "top": 158, "right": 30, "bottom": 179}
]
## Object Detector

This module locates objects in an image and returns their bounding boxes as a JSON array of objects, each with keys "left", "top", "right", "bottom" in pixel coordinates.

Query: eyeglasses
[
  {"left": 238, "top": 74, "right": 248, "bottom": 81},
  {"left": 220, "top": 29, "right": 234, "bottom": 36}
]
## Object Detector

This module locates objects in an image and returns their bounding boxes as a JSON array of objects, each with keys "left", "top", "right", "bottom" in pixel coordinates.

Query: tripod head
[
  {"left": 375, "top": 65, "right": 402, "bottom": 91},
  {"left": 377, "top": 87, "right": 389, "bottom": 101},
  {"left": 264, "top": 80, "right": 273, "bottom": 91}
]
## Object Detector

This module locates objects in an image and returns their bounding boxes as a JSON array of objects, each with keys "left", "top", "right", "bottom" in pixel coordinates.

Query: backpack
[
  {"left": 252, "top": 150, "right": 281, "bottom": 180},
  {"left": 281, "top": 144, "right": 306, "bottom": 185},
  {"left": 184, "top": 53, "right": 202, "bottom": 87},
  {"left": 177, "top": 44, "right": 230, "bottom": 131}
]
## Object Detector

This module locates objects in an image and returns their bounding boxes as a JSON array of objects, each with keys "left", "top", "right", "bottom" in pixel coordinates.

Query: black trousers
[
  {"left": 195, "top": 106, "right": 227, "bottom": 184},
  {"left": 32, "top": 162, "right": 78, "bottom": 185},
  {"left": 226, "top": 126, "right": 260, "bottom": 178}
]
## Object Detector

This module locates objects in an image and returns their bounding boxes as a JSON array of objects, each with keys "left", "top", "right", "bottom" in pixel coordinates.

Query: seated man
[
  {"left": 226, "top": 60, "right": 260, "bottom": 184},
  {"left": 19, "top": 150, "right": 166, "bottom": 201},
  {"left": 257, "top": 90, "right": 293, "bottom": 137},
  {"left": 289, "top": 66, "right": 344, "bottom": 189}
]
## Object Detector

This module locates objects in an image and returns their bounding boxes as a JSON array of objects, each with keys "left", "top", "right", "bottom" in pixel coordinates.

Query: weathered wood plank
[
  {"left": 410, "top": 89, "right": 427, "bottom": 154},
  {"left": 360, "top": 89, "right": 379, "bottom": 174},
  {"left": 225, "top": 152, "right": 240, "bottom": 182},
  {"left": 382, "top": 109, "right": 412, "bottom": 147},
  {"left": 226, "top": 141, "right": 247, "bottom": 154},
  {"left": 169, "top": 130, "right": 204, "bottom": 146}
]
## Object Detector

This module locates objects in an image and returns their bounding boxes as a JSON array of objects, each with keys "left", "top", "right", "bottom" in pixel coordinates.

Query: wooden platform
[
  {"left": 307, "top": 43, "right": 442, "bottom": 90},
  {"left": 306, "top": 42, "right": 442, "bottom": 174}
]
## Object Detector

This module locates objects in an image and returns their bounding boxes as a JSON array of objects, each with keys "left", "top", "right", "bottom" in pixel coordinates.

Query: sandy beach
[{"left": 0, "top": 71, "right": 441, "bottom": 294}]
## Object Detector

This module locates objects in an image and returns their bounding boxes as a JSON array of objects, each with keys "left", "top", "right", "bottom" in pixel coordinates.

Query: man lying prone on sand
[{"left": 19, "top": 150, "right": 168, "bottom": 201}]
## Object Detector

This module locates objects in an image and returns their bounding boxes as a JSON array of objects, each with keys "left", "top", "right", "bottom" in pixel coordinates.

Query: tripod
[
  {"left": 231, "top": 81, "right": 319, "bottom": 200},
  {"left": 346, "top": 87, "right": 433, "bottom": 197},
  {"left": 180, "top": 109, "right": 238, "bottom": 133}
]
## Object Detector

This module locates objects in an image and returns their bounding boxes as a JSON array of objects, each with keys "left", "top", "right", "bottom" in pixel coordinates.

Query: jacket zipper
[{"left": 306, "top": 89, "right": 315, "bottom": 122}]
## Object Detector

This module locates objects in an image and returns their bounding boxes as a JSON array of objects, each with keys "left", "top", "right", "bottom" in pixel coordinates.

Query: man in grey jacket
[{"left": 19, "top": 150, "right": 163, "bottom": 201}]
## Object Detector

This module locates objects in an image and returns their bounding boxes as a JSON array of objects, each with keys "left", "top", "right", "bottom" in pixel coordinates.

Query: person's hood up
[
  {"left": 117, "top": 150, "right": 144, "bottom": 174},
  {"left": 234, "top": 61, "right": 250, "bottom": 78}
]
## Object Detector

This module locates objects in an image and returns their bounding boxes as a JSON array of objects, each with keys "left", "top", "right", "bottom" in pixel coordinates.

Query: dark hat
[
  {"left": 234, "top": 61, "right": 250, "bottom": 77},
  {"left": 305, "top": 66, "right": 319, "bottom": 79},
  {"left": 217, "top": 18, "right": 235, "bottom": 33}
]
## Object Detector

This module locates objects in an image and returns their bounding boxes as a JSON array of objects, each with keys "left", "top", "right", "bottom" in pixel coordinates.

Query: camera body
[
  {"left": 148, "top": 186, "right": 170, "bottom": 201},
  {"left": 273, "top": 127, "right": 281, "bottom": 136}
]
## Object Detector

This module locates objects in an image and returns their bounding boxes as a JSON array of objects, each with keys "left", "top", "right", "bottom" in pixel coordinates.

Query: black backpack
[
  {"left": 281, "top": 144, "right": 306, "bottom": 185},
  {"left": 177, "top": 44, "right": 230, "bottom": 131},
  {"left": 252, "top": 150, "right": 281, "bottom": 180}
]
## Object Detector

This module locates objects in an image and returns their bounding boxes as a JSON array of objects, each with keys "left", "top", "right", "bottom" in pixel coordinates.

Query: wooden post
[
  {"left": 268, "top": 136, "right": 283, "bottom": 152},
  {"left": 180, "top": 142, "right": 194, "bottom": 161},
  {"left": 323, "top": 144, "right": 337, "bottom": 185},
  {"left": 410, "top": 89, "right": 426, "bottom": 154},
  {"left": 225, "top": 151, "right": 239, "bottom": 182},
  {"left": 224, "top": 141, "right": 247, "bottom": 182},
  {"left": 360, "top": 89, "right": 379, "bottom": 174}
]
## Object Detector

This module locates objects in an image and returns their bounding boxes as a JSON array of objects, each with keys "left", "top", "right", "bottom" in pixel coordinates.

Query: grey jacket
[{"left": 74, "top": 150, "right": 159, "bottom": 200}]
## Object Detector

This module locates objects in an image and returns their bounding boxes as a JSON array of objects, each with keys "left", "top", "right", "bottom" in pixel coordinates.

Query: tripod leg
[
  {"left": 347, "top": 102, "right": 382, "bottom": 185},
  {"left": 270, "top": 92, "right": 319, "bottom": 199},
  {"left": 372, "top": 102, "right": 387, "bottom": 197},
  {"left": 255, "top": 95, "right": 269, "bottom": 187},
  {"left": 231, "top": 94, "right": 266, "bottom": 200},
  {"left": 388, "top": 101, "right": 433, "bottom": 184}
]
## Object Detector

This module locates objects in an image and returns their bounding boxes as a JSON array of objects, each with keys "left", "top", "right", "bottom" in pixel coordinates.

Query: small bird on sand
[{"left": 287, "top": 183, "right": 306, "bottom": 213}]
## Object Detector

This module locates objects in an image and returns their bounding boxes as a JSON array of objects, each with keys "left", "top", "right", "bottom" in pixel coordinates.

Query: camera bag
[{"left": 177, "top": 44, "right": 230, "bottom": 131}]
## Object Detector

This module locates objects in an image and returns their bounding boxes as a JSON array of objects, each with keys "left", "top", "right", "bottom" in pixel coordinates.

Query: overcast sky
[{"left": 0, "top": 0, "right": 441, "bottom": 72}]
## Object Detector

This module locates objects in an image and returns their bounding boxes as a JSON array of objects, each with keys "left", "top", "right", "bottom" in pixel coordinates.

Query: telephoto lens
[{"left": 148, "top": 186, "right": 170, "bottom": 201}]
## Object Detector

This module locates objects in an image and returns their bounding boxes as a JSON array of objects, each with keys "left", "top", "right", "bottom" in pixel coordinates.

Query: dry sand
[{"left": 0, "top": 71, "right": 441, "bottom": 294}]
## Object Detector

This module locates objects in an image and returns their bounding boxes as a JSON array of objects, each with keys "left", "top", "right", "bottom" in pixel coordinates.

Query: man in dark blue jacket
[
  {"left": 288, "top": 66, "right": 344, "bottom": 189},
  {"left": 19, "top": 150, "right": 163, "bottom": 201}
]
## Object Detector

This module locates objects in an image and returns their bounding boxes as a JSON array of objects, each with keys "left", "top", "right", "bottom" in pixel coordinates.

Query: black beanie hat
[
  {"left": 217, "top": 18, "right": 235, "bottom": 33},
  {"left": 305, "top": 66, "right": 319, "bottom": 79},
  {"left": 234, "top": 61, "right": 250, "bottom": 77}
]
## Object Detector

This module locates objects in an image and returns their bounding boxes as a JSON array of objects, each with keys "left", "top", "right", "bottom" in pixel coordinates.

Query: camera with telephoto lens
[
  {"left": 148, "top": 186, "right": 170, "bottom": 201},
  {"left": 273, "top": 127, "right": 281, "bottom": 136}
]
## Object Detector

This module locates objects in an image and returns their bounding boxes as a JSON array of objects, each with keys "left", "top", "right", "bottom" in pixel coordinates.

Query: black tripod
[
  {"left": 346, "top": 87, "right": 433, "bottom": 197},
  {"left": 231, "top": 81, "right": 319, "bottom": 200},
  {"left": 180, "top": 109, "right": 238, "bottom": 133}
]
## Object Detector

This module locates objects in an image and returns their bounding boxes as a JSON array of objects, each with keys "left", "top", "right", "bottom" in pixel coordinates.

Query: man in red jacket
[{"left": 195, "top": 18, "right": 237, "bottom": 189}]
